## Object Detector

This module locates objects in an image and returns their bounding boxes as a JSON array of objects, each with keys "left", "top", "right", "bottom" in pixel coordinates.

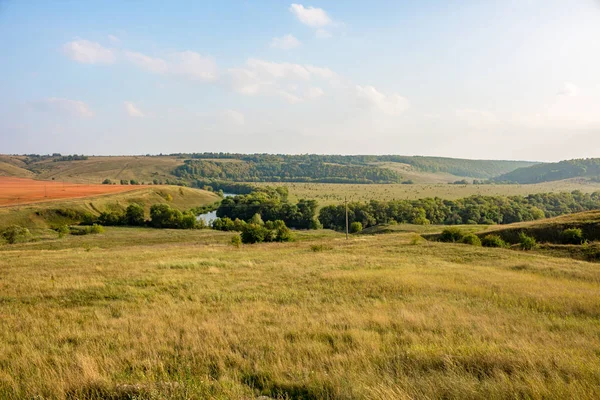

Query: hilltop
[
  {"left": 494, "top": 158, "right": 600, "bottom": 184},
  {"left": 0, "top": 153, "right": 537, "bottom": 185}
]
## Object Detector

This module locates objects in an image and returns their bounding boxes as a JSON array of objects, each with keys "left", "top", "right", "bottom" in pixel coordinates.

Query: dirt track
[{"left": 0, "top": 177, "right": 146, "bottom": 207}]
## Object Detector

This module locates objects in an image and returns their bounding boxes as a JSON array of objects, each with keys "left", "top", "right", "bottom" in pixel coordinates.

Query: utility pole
[{"left": 345, "top": 196, "right": 349, "bottom": 240}]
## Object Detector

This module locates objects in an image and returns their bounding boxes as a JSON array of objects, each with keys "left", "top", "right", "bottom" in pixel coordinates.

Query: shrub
[
  {"left": 518, "top": 232, "right": 537, "bottom": 250},
  {"left": 310, "top": 244, "right": 332, "bottom": 252},
  {"left": 439, "top": 227, "right": 464, "bottom": 243},
  {"left": 102, "top": 179, "right": 112, "bottom": 184},
  {"left": 561, "top": 228, "right": 585, "bottom": 245},
  {"left": 241, "top": 224, "right": 267, "bottom": 244},
  {"left": 410, "top": 234, "right": 424, "bottom": 245},
  {"left": 481, "top": 234, "right": 508, "bottom": 248},
  {"left": 231, "top": 234, "right": 242, "bottom": 248},
  {"left": 89, "top": 224, "right": 105, "bottom": 234},
  {"left": 120, "top": 179, "right": 129, "bottom": 185},
  {"left": 1, "top": 225, "right": 32, "bottom": 244},
  {"left": 350, "top": 221, "right": 363, "bottom": 234},
  {"left": 461, "top": 233, "right": 482, "bottom": 246},
  {"left": 57, "top": 225, "right": 70, "bottom": 238}
]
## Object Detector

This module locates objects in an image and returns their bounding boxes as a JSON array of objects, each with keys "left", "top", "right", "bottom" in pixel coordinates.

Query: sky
[{"left": 1, "top": 0, "right": 599, "bottom": 161}]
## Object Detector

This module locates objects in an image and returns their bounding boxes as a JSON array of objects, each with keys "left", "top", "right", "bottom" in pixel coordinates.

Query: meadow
[
  {"left": 255, "top": 180, "right": 600, "bottom": 205},
  {"left": 1, "top": 228, "right": 600, "bottom": 399}
]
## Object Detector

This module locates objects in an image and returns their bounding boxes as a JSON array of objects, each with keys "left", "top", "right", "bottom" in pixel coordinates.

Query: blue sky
[{"left": 1, "top": 0, "right": 599, "bottom": 160}]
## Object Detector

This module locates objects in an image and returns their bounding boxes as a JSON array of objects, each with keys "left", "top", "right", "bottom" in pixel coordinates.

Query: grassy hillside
[
  {"left": 494, "top": 158, "right": 600, "bottom": 184},
  {"left": 254, "top": 180, "right": 600, "bottom": 205},
  {"left": 475, "top": 210, "right": 600, "bottom": 244},
  {"left": 1, "top": 229, "right": 600, "bottom": 398},
  {"left": 0, "top": 156, "right": 34, "bottom": 178},
  {"left": 0, "top": 154, "right": 538, "bottom": 185},
  {"left": 28, "top": 156, "right": 185, "bottom": 184},
  {"left": 0, "top": 186, "right": 220, "bottom": 230}
]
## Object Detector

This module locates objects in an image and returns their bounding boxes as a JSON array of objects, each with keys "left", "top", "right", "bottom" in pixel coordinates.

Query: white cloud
[
  {"left": 124, "top": 102, "right": 144, "bottom": 117},
  {"left": 270, "top": 34, "right": 301, "bottom": 50},
  {"left": 123, "top": 50, "right": 217, "bottom": 82},
  {"left": 455, "top": 108, "right": 498, "bottom": 126},
  {"left": 228, "top": 59, "right": 336, "bottom": 103},
  {"left": 169, "top": 51, "right": 218, "bottom": 82},
  {"left": 62, "top": 40, "right": 115, "bottom": 64},
  {"left": 31, "top": 98, "right": 94, "bottom": 117},
  {"left": 223, "top": 109, "right": 245, "bottom": 125},
  {"left": 306, "top": 87, "right": 324, "bottom": 99},
  {"left": 355, "top": 85, "right": 410, "bottom": 116},
  {"left": 290, "top": 4, "right": 332, "bottom": 27},
  {"left": 108, "top": 35, "right": 120, "bottom": 43},
  {"left": 557, "top": 82, "right": 580, "bottom": 97},
  {"left": 123, "top": 51, "right": 168, "bottom": 73}
]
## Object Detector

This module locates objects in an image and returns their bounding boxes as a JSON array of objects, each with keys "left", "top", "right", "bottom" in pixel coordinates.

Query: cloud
[
  {"left": 455, "top": 108, "right": 498, "bottom": 126},
  {"left": 30, "top": 98, "right": 94, "bottom": 117},
  {"left": 123, "top": 51, "right": 168, "bottom": 73},
  {"left": 223, "top": 109, "right": 245, "bottom": 125},
  {"left": 169, "top": 51, "right": 218, "bottom": 82},
  {"left": 557, "top": 82, "right": 580, "bottom": 97},
  {"left": 124, "top": 102, "right": 144, "bottom": 117},
  {"left": 228, "top": 59, "right": 336, "bottom": 103},
  {"left": 355, "top": 85, "right": 410, "bottom": 116},
  {"left": 108, "top": 34, "right": 120, "bottom": 43},
  {"left": 290, "top": 4, "right": 332, "bottom": 27},
  {"left": 306, "top": 87, "right": 324, "bottom": 99},
  {"left": 270, "top": 34, "right": 301, "bottom": 50},
  {"left": 62, "top": 40, "right": 115, "bottom": 64}
]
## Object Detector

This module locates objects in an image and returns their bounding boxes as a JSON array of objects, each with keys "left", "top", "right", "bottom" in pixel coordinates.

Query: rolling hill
[
  {"left": 493, "top": 158, "right": 600, "bottom": 184},
  {"left": 0, "top": 154, "right": 538, "bottom": 185}
]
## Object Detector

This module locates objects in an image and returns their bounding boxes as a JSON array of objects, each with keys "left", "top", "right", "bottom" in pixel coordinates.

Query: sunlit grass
[{"left": 1, "top": 229, "right": 599, "bottom": 398}]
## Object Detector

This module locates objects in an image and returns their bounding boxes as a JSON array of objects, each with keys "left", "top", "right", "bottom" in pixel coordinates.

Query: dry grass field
[
  {"left": 255, "top": 180, "right": 600, "bottom": 205},
  {"left": 1, "top": 228, "right": 599, "bottom": 399}
]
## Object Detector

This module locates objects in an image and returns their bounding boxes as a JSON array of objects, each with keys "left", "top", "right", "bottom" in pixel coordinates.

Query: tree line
[
  {"left": 318, "top": 191, "right": 600, "bottom": 230},
  {"left": 174, "top": 159, "right": 401, "bottom": 184}
]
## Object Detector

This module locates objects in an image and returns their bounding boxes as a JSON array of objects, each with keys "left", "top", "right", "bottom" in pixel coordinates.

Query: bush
[
  {"left": 481, "top": 234, "right": 508, "bottom": 248},
  {"left": 231, "top": 234, "right": 242, "bottom": 247},
  {"left": 350, "top": 221, "right": 363, "bottom": 233},
  {"left": 439, "top": 227, "right": 464, "bottom": 243},
  {"left": 57, "top": 225, "right": 70, "bottom": 238},
  {"left": 89, "top": 224, "right": 105, "bottom": 234},
  {"left": 102, "top": 179, "right": 112, "bottom": 184},
  {"left": 518, "top": 232, "right": 537, "bottom": 250},
  {"left": 461, "top": 233, "right": 481, "bottom": 246},
  {"left": 241, "top": 224, "right": 267, "bottom": 244},
  {"left": 561, "top": 228, "right": 585, "bottom": 245},
  {"left": 1, "top": 225, "right": 32, "bottom": 244}
]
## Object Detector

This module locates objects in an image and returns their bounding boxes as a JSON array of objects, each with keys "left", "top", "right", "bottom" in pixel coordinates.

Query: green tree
[
  {"left": 350, "top": 221, "right": 363, "bottom": 233},
  {"left": 125, "top": 204, "right": 146, "bottom": 226}
]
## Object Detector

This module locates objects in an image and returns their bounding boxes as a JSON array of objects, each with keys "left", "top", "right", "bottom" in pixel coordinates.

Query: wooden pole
[{"left": 345, "top": 196, "right": 349, "bottom": 240}]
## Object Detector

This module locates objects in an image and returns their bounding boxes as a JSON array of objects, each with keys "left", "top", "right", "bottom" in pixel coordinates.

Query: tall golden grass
[{"left": 1, "top": 229, "right": 599, "bottom": 399}]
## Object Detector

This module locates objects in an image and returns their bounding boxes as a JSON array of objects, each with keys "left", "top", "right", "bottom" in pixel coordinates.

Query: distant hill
[
  {"left": 494, "top": 159, "right": 600, "bottom": 184},
  {"left": 0, "top": 153, "right": 537, "bottom": 184}
]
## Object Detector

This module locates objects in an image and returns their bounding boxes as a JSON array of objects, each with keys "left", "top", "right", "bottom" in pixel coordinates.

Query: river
[{"left": 196, "top": 192, "right": 236, "bottom": 225}]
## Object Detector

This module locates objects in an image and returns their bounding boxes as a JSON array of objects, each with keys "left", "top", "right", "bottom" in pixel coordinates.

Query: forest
[
  {"left": 174, "top": 159, "right": 402, "bottom": 184},
  {"left": 171, "top": 153, "right": 536, "bottom": 179},
  {"left": 318, "top": 191, "right": 600, "bottom": 230}
]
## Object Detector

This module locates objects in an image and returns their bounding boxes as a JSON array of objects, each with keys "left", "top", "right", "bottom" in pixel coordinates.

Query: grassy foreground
[{"left": 1, "top": 229, "right": 600, "bottom": 399}]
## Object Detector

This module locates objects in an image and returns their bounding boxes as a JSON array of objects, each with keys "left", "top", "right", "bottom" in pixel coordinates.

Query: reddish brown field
[{"left": 0, "top": 177, "right": 146, "bottom": 206}]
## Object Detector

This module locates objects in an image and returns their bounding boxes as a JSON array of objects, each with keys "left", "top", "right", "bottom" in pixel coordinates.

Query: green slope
[{"left": 494, "top": 158, "right": 600, "bottom": 184}]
